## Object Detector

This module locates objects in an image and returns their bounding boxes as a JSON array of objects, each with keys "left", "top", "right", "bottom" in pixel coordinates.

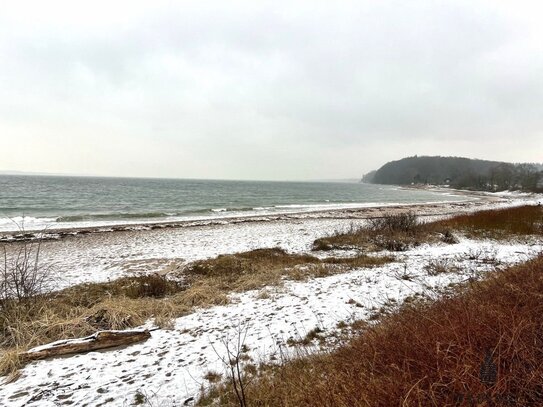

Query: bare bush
[
  {"left": 0, "top": 239, "right": 55, "bottom": 308},
  {"left": 466, "top": 248, "right": 500, "bottom": 265},
  {"left": 369, "top": 212, "right": 419, "bottom": 234},
  {"left": 0, "top": 232, "right": 58, "bottom": 361},
  {"left": 440, "top": 229, "right": 458, "bottom": 244},
  {"left": 424, "top": 259, "right": 459, "bottom": 276},
  {"left": 313, "top": 213, "right": 427, "bottom": 252},
  {"left": 211, "top": 323, "right": 252, "bottom": 407}
]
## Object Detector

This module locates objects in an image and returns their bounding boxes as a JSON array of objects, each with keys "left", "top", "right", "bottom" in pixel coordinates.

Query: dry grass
[
  {"left": 203, "top": 370, "right": 222, "bottom": 383},
  {"left": 0, "top": 286, "right": 189, "bottom": 375},
  {"left": 313, "top": 212, "right": 438, "bottom": 252},
  {"left": 59, "top": 274, "right": 187, "bottom": 306},
  {"left": 0, "top": 349, "right": 24, "bottom": 382},
  {"left": 286, "top": 326, "right": 327, "bottom": 347},
  {"left": 198, "top": 255, "right": 543, "bottom": 406},
  {"left": 183, "top": 248, "right": 321, "bottom": 291},
  {"left": 0, "top": 248, "right": 392, "bottom": 377},
  {"left": 183, "top": 248, "right": 392, "bottom": 292},
  {"left": 435, "top": 204, "right": 543, "bottom": 239},
  {"left": 0, "top": 274, "right": 191, "bottom": 375},
  {"left": 424, "top": 258, "right": 460, "bottom": 276},
  {"left": 313, "top": 205, "right": 543, "bottom": 252},
  {"left": 322, "top": 254, "right": 394, "bottom": 268}
]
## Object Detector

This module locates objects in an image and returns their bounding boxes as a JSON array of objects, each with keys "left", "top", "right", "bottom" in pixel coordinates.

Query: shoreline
[
  {"left": 0, "top": 189, "right": 504, "bottom": 242},
  {"left": 0, "top": 193, "right": 538, "bottom": 291}
]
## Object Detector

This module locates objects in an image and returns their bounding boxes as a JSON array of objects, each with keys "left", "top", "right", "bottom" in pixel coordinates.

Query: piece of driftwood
[{"left": 23, "top": 329, "right": 151, "bottom": 361}]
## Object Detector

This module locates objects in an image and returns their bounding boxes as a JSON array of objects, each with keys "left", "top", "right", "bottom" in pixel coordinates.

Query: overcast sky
[{"left": 0, "top": 1, "right": 542, "bottom": 180}]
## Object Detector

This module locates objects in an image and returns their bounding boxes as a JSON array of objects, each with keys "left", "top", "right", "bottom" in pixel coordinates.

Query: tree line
[{"left": 363, "top": 156, "right": 543, "bottom": 192}]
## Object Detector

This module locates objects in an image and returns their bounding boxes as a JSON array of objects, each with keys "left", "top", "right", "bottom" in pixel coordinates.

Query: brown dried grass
[
  {"left": 199, "top": 255, "right": 543, "bottom": 406},
  {"left": 183, "top": 248, "right": 392, "bottom": 292},
  {"left": 313, "top": 213, "right": 436, "bottom": 252},
  {"left": 435, "top": 204, "right": 543, "bottom": 239},
  {"left": 0, "top": 274, "right": 191, "bottom": 375},
  {"left": 0, "top": 248, "right": 391, "bottom": 377},
  {"left": 313, "top": 205, "right": 543, "bottom": 252}
]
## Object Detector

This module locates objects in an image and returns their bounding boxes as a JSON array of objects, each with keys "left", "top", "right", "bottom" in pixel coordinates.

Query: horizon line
[{"left": 0, "top": 171, "right": 362, "bottom": 183}]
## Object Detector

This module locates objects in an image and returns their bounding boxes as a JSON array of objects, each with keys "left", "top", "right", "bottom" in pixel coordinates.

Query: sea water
[{"left": 0, "top": 175, "right": 465, "bottom": 232}]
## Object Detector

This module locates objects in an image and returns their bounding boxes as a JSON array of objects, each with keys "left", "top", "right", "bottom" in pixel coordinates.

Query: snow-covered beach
[{"left": 1, "top": 193, "right": 542, "bottom": 406}]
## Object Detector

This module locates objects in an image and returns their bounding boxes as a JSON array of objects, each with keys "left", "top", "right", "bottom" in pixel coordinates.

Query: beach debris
[{"left": 23, "top": 329, "right": 151, "bottom": 361}]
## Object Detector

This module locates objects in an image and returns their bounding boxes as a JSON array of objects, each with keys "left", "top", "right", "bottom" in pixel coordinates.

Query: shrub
[
  {"left": 123, "top": 274, "right": 180, "bottom": 299},
  {"left": 369, "top": 212, "right": 419, "bottom": 234},
  {"left": 440, "top": 229, "right": 458, "bottom": 244},
  {"left": 0, "top": 239, "right": 56, "bottom": 308},
  {"left": 424, "top": 259, "right": 459, "bottom": 276},
  {"left": 313, "top": 213, "right": 431, "bottom": 252}
]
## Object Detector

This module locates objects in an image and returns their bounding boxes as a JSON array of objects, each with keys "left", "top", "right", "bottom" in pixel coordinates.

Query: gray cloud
[{"left": 1, "top": 0, "right": 542, "bottom": 179}]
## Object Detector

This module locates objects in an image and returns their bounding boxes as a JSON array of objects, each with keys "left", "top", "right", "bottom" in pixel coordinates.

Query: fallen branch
[{"left": 23, "top": 329, "right": 151, "bottom": 361}]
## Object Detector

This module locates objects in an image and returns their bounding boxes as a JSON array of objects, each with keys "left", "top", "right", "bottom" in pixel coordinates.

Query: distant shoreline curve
[{"left": 0, "top": 189, "right": 507, "bottom": 243}]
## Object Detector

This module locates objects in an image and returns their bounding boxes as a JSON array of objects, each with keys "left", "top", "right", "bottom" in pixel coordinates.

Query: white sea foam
[{"left": 0, "top": 216, "right": 57, "bottom": 231}]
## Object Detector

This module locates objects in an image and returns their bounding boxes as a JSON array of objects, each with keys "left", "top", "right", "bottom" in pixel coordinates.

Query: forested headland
[{"left": 362, "top": 156, "right": 543, "bottom": 192}]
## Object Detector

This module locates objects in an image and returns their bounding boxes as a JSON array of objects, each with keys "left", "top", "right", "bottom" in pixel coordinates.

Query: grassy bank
[
  {"left": 436, "top": 204, "right": 543, "bottom": 238},
  {"left": 313, "top": 204, "right": 542, "bottom": 251},
  {"left": 198, "top": 254, "right": 543, "bottom": 406},
  {"left": 0, "top": 248, "right": 392, "bottom": 377}
]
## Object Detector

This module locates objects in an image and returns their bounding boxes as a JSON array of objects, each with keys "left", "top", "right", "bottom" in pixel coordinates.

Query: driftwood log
[{"left": 23, "top": 329, "right": 151, "bottom": 361}]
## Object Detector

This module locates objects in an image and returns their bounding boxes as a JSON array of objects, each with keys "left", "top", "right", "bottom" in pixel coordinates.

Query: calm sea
[{"left": 0, "top": 175, "right": 465, "bottom": 232}]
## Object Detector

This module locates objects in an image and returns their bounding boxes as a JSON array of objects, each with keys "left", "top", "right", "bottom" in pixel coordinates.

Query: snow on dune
[{"left": 2, "top": 235, "right": 542, "bottom": 406}]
